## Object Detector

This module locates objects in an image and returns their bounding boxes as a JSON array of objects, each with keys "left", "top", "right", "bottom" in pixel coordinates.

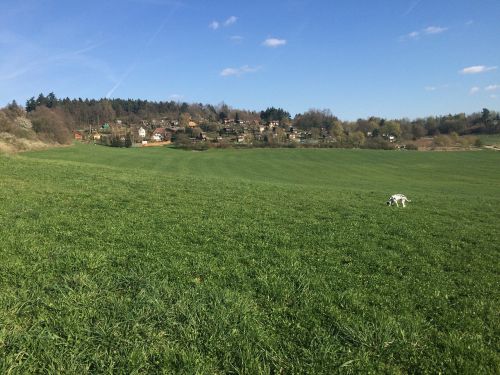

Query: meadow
[
  {"left": 478, "top": 133, "right": 500, "bottom": 146},
  {"left": 1, "top": 144, "right": 499, "bottom": 373}
]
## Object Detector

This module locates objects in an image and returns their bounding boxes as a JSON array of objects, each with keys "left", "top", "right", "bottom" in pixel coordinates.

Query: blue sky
[{"left": 0, "top": 0, "right": 499, "bottom": 120}]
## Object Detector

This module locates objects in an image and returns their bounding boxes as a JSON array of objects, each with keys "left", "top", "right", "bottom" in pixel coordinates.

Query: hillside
[
  {"left": 0, "top": 104, "right": 72, "bottom": 153},
  {"left": 1, "top": 145, "right": 499, "bottom": 373}
]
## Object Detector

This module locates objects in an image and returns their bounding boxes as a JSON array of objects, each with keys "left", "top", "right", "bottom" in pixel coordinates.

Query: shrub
[
  {"left": 30, "top": 107, "right": 72, "bottom": 144},
  {"left": 363, "top": 138, "right": 396, "bottom": 150},
  {"left": 405, "top": 143, "right": 418, "bottom": 150},
  {"left": 458, "top": 136, "right": 476, "bottom": 148},
  {"left": 0, "top": 111, "right": 14, "bottom": 133},
  {"left": 433, "top": 135, "right": 452, "bottom": 147}
]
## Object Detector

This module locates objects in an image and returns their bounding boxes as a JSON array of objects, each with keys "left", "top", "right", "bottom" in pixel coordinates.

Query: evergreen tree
[{"left": 26, "top": 97, "right": 37, "bottom": 112}]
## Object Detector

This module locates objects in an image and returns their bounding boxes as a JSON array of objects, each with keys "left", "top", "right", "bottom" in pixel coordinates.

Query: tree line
[{"left": 1, "top": 93, "right": 499, "bottom": 148}]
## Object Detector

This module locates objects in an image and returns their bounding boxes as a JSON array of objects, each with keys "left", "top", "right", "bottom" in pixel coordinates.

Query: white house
[{"left": 138, "top": 127, "right": 146, "bottom": 138}]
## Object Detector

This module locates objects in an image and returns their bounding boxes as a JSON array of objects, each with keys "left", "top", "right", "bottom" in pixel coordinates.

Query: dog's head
[{"left": 386, "top": 197, "right": 394, "bottom": 205}]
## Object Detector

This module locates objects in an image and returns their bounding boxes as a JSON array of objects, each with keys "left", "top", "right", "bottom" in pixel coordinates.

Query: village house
[
  {"left": 383, "top": 134, "right": 396, "bottom": 142},
  {"left": 73, "top": 131, "right": 83, "bottom": 140},
  {"left": 152, "top": 133, "right": 162, "bottom": 142},
  {"left": 138, "top": 127, "right": 146, "bottom": 139},
  {"left": 151, "top": 128, "right": 172, "bottom": 142}
]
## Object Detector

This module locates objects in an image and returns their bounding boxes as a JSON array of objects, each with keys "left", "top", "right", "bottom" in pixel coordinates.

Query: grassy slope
[{"left": 1, "top": 145, "right": 499, "bottom": 373}]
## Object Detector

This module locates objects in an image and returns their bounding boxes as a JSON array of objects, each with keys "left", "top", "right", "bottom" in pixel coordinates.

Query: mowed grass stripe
[{"left": 1, "top": 146, "right": 499, "bottom": 373}]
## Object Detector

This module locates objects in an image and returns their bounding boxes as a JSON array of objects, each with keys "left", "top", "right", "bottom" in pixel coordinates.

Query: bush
[
  {"left": 405, "top": 143, "right": 418, "bottom": 150},
  {"left": 30, "top": 107, "right": 72, "bottom": 144},
  {"left": 433, "top": 135, "right": 452, "bottom": 147},
  {"left": 0, "top": 111, "right": 14, "bottom": 133},
  {"left": 362, "top": 138, "right": 396, "bottom": 150}
]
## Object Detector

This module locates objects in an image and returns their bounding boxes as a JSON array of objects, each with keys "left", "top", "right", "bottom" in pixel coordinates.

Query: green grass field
[
  {"left": 1, "top": 144, "right": 499, "bottom": 373},
  {"left": 477, "top": 134, "right": 500, "bottom": 146}
]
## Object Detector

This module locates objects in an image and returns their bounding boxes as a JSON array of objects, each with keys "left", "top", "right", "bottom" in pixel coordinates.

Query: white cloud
[
  {"left": 210, "top": 16, "right": 237, "bottom": 30},
  {"left": 220, "top": 65, "right": 260, "bottom": 77},
  {"left": 423, "top": 26, "right": 448, "bottom": 35},
  {"left": 469, "top": 86, "right": 480, "bottom": 95},
  {"left": 490, "top": 94, "right": 498, "bottom": 99},
  {"left": 224, "top": 16, "right": 237, "bottom": 26},
  {"left": 262, "top": 38, "right": 287, "bottom": 47},
  {"left": 403, "top": 26, "right": 448, "bottom": 41},
  {"left": 465, "top": 20, "right": 474, "bottom": 26},
  {"left": 485, "top": 84, "right": 500, "bottom": 91},
  {"left": 425, "top": 86, "right": 436, "bottom": 91},
  {"left": 169, "top": 94, "right": 183, "bottom": 100},
  {"left": 460, "top": 65, "right": 498, "bottom": 74}
]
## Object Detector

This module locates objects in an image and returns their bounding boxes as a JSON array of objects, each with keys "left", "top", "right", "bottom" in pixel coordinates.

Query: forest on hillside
[{"left": 1, "top": 92, "right": 499, "bottom": 150}]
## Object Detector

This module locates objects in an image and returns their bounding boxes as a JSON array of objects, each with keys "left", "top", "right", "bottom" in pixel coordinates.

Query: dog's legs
[
  {"left": 402, "top": 200, "right": 406, "bottom": 207},
  {"left": 395, "top": 200, "right": 399, "bottom": 207}
]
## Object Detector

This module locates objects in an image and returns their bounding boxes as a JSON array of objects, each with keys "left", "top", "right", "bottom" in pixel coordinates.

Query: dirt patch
[{"left": 141, "top": 141, "right": 172, "bottom": 147}]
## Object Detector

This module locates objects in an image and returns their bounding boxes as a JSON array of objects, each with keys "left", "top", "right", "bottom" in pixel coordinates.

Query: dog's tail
[{"left": 406, "top": 198, "right": 411, "bottom": 202}]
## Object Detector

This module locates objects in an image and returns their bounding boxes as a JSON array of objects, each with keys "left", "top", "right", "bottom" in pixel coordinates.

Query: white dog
[{"left": 386, "top": 194, "right": 411, "bottom": 207}]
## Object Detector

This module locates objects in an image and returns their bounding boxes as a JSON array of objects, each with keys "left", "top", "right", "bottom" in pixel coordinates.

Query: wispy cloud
[
  {"left": 106, "top": 7, "right": 177, "bottom": 98},
  {"left": 485, "top": 84, "right": 500, "bottom": 91},
  {"left": 423, "top": 26, "right": 448, "bottom": 35},
  {"left": 209, "top": 21, "right": 219, "bottom": 30},
  {"left": 209, "top": 16, "right": 237, "bottom": 30},
  {"left": 469, "top": 86, "right": 480, "bottom": 95},
  {"left": 490, "top": 94, "right": 498, "bottom": 99},
  {"left": 220, "top": 65, "right": 260, "bottom": 77},
  {"left": 0, "top": 41, "right": 106, "bottom": 81},
  {"left": 465, "top": 20, "right": 474, "bottom": 26},
  {"left": 460, "top": 65, "right": 497, "bottom": 74},
  {"left": 230, "top": 35, "right": 243, "bottom": 43},
  {"left": 403, "top": 25, "right": 448, "bottom": 40},
  {"left": 404, "top": 0, "right": 422, "bottom": 16},
  {"left": 169, "top": 94, "right": 184, "bottom": 100},
  {"left": 407, "top": 31, "right": 420, "bottom": 39},
  {"left": 224, "top": 16, "right": 237, "bottom": 26},
  {"left": 425, "top": 84, "right": 449, "bottom": 92},
  {"left": 262, "top": 38, "right": 287, "bottom": 47}
]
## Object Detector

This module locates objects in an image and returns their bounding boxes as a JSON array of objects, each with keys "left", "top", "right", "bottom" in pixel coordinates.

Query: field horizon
[{"left": 1, "top": 144, "right": 499, "bottom": 373}]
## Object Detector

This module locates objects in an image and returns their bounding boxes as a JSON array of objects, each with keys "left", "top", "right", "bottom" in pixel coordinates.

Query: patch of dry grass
[{"left": 0, "top": 132, "right": 55, "bottom": 154}]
